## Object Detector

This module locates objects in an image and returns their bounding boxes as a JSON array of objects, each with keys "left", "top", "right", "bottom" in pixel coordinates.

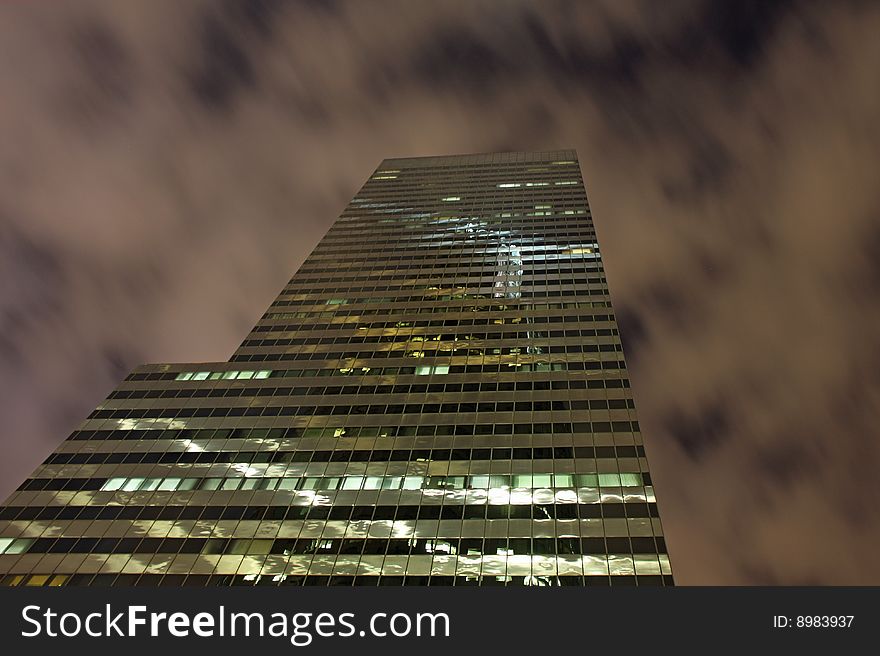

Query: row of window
[
  {"left": 288, "top": 262, "right": 606, "bottom": 285},
  {"left": 233, "top": 347, "right": 619, "bottom": 360},
  {"left": 2, "top": 500, "right": 656, "bottom": 522},
  {"left": 253, "top": 317, "right": 617, "bottom": 333},
  {"left": 90, "top": 405, "right": 641, "bottom": 423},
  {"left": 239, "top": 335, "right": 624, "bottom": 348},
  {"left": 231, "top": 351, "right": 626, "bottom": 366},
  {"left": 3, "top": 536, "right": 665, "bottom": 557},
  {"left": 315, "top": 237, "right": 597, "bottom": 251},
  {"left": 66, "top": 423, "right": 649, "bottom": 443},
  {"left": 303, "top": 251, "right": 601, "bottom": 265},
  {"left": 133, "top": 366, "right": 629, "bottom": 382},
  {"left": 111, "top": 385, "right": 636, "bottom": 401},
  {"left": 164, "top": 366, "right": 603, "bottom": 383},
  {"left": 45, "top": 445, "right": 646, "bottom": 466},
  {"left": 262, "top": 301, "right": 614, "bottom": 320},
  {"left": 297, "top": 263, "right": 603, "bottom": 277},
  {"left": 272, "top": 289, "right": 610, "bottom": 308},
  {"left": 320, "top": 223, "right": 595, "bottom": 239},
  {"left": 20, "top": 472, "right": 648, "bottom": 493},
  {"left": 329, "top": 220, "right": 588, "bottom": 232},
  {"left": 282, "top": 280, "right": 608, "bottom": 295},
  {"left": 0, "top": 573, "right": 673, "bottom": 588},
  {"left": 236, "top": 344, "right": 616, "bottom": 357},
  {"left": 308, "top": 247, "right": 599, "bottom": 261}
]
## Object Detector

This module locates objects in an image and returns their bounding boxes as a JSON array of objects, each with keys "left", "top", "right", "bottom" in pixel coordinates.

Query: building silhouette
[{"left": 0, "top": 150, "right": 673, "bottom": 586}]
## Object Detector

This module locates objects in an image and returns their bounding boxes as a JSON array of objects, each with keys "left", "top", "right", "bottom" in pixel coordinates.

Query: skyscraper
[{"left": 0, "top": 150, "right": 672, "bottom": 587}]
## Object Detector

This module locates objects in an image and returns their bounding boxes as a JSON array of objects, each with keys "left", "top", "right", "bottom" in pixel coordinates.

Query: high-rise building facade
[{"left": 0, "top": 150, "right": 672, "bottom": 587}]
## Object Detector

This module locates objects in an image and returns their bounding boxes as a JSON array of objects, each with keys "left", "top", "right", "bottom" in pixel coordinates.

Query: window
[
  {"left": 341, "top": 477, "right": 363, "bottom": 490},
  {"left": 0, "top": 538, "right": 34, "bottom": 555},
  {"left": 414, "top": 364, "right": 449, "bottom": 375},
  {"left": 121, "top": 478, "right": 145, "bottom": 492}
]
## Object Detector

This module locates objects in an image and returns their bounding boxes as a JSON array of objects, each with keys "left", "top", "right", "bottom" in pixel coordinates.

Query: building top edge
[{"left": 379, "top": 149, "right": 578, "bottom": 169}]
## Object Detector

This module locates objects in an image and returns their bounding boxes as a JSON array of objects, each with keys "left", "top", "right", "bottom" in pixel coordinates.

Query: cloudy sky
[{"left": 2, "top": 0, "right": 879, "bottom": 585}]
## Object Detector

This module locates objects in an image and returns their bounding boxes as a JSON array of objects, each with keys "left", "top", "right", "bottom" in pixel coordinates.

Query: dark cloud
[
  {"left": 615, "top": 304, "right": 649, "bottom": 365},
  {"left": 698, "top": 0, "right": 799, "bottom": 69},
  {"left": 659, "top": 132, "right": 734, "bottom": 203},
  {"left": 753, "top": 438, "right": 820, "bottom": 490},
  {"left": 188, "top": 12, "right": 258, "bottom": 111},
  {"left": 66, "top": 19, "right": 136, "bottom": 125},
  {"left": 661, "top": 402, "right": 730, "bottom": 461},
  {"left": 411, "top": 26, "right": 512, "bottom": 94}
]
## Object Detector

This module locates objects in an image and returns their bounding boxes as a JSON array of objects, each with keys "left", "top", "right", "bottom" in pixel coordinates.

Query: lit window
[
  {"left": 254, "top": 370, "right": 271, "bottom": 379},
  {"left": 222, "top": 371, "right": 238, "bottom": 379},
  {"left": 532, "top": 474, "right": 552, "bottom": 488},
  {"left": 2, "top": 539, "right": 33, "bottom": 555},
  {"left": 619, "top": 473, "right": 643, "bottom": 487},
  {"left": 441, "top": 196, "right": 460, "bottom": 202},
  {"left": 382, "top": 476, "right": 403, "bottom": 490},
  {"left": 122, "top": 478, "right": 145, "bottom": 492},
  {"left": 470, "top": 475, "right": 490, "bottom": 488},
  {"left": 497, "top": 183, "right": 520, "bottom": 188},
  {"left": 363, "top": 476, "right": 383, "bottom": 490},
  {"left": 175, "top": 373, "right": 192, "bottom": 381},
  {"left": 158, "top": 478, "right": 181, "bottom": 491},
  {"left": 102, "top": 477, "right": 127, "bottom": 491},
  {"left": 341, "top": 476, "right": 363, "bottom": 490},
  {"left": 402, "top": 476, "right": 423, "bottom": 490},
  {"left": 48, "top": 575, "right": 68, "bottom": 587},
  {"left": 193, "top": 372, "right": 210, "bottom": 380},
  {"left": 553, "top": 474, "right": 574, "bottom": 487},
  {"left": 598, "top": 473, "right": 621, "bottom": 487}
]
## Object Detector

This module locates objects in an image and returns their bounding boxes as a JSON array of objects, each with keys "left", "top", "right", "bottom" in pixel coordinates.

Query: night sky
[{"left": 2, "top": 0, "right": 879, "bottom": 585}]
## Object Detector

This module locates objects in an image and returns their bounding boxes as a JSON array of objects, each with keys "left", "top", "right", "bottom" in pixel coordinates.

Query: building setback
[{"left": 0, "top": 150, "right": 673, "bottom": 586}]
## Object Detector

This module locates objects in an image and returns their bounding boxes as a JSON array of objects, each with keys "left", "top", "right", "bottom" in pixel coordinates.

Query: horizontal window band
[
  {"left": 0, "top": 502, "right": 661, "bottom": 522},
  {"left": 2, "top": 573, "right": 674, "bottom": 588},
  {"left": 18, "top": 472, "right": 652, "bottom": 493},
  {"left": 43, "top": 445, "right": 645, "bottom": 465},
  {"left": 5, "top": 535, "right": 666, "bottom": 557}
]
